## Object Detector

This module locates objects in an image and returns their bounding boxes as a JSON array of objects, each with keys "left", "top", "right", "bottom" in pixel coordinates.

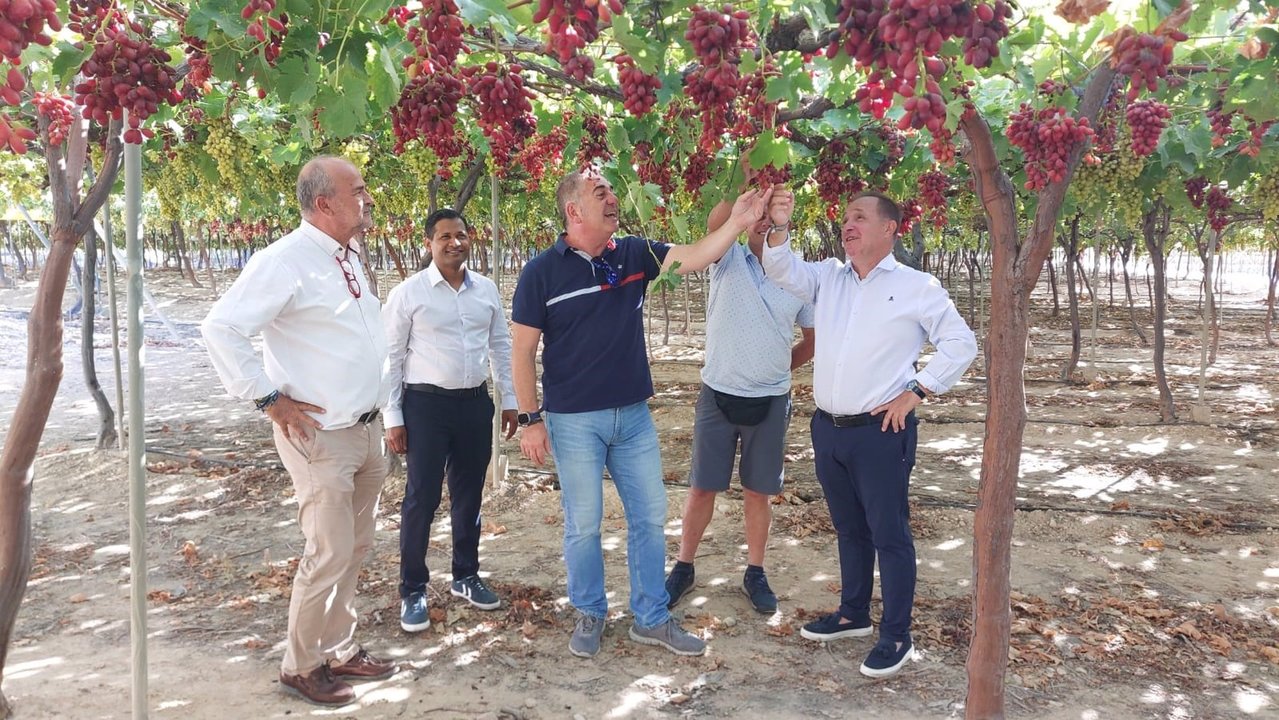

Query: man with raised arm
[
  {"left": 666, "top": 177, "right": 814, "bottom": 615},
  {"left": 201, "top": 156, "right": 395, "bottom": 706},
  {"left": 511, "top": 168, "right": 771, "bottom": 658},
  {"left": 762, "top": 190, "right": 977, "bottom": 678}
]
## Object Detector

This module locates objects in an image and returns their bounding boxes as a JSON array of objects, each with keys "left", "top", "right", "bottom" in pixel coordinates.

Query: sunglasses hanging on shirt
[
  {"left": 336, "top": 247, "right": 362, "bottom": 298},
  {"left": 591, "top": 256, "right": 618, "bottom": 287}
]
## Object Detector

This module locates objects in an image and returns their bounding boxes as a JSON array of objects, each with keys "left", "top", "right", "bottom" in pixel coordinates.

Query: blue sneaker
[
  {"left": 799, "top": 611, "right": 873, "bottom": 641},
  {"left": 742, "top": 570, "right": 778, "bottom": 614},
  {"left": 400, "top": 592, "right": 430, "bottom": 633},
  {"left": 451, "top": 574, "right": 501, "bottom": 610},
  {"left": 860, "top": 637, "right": 914, "bottom": 678}
]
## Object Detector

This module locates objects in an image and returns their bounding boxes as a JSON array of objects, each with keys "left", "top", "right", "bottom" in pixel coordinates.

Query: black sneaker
[
  {"left": 799, "top": 611, "right": 873, "bottom": 641},
  {"left": 451, "top": 574, "right": 501, "bottom": 610},
  {"left": 742, "top": 571, "right": 778, "bottom": 614},
  {"left": 860, "top": 637, "right": 914, "bottom": 678},
  {"left": 665, "top": 563, "right": 695, "bottom": 609}
]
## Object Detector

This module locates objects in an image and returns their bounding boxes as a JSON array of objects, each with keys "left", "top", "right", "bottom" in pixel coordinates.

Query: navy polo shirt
[{"left": 512, "top": 233, "right": 671, "bottom": 413}]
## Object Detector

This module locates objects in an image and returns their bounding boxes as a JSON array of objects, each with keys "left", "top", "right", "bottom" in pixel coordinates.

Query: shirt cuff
[
  {"left": 915, "top": 372, "right": 945, "bottom": 396},
  {"left": 382, "top": 408, "right": 405, "bottom": 428}
]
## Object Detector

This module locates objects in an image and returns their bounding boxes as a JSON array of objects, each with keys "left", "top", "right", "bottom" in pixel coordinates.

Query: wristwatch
[
  {"left": 765, "top": 224, "right": 790, "bottom": 241},
  {"left": 517, "top": 409, "right": 543, "bottom": 428},
  {"left": 906, "top": 380, "right": 929, "bottom": 400}
]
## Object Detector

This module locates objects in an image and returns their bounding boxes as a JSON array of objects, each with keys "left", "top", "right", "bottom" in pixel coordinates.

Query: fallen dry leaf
[
  {"left": 69, "top": 593, "right": 89, "bottom": 604},
  {"left": 1140, "top": 538, "right": 1165, "bottom": 552},
  {"left": 180, "top": 540, "right": 200, "bottom": 565},
  {"left": 765, "top": 622, "right": 794, "bottom": 637},
  {"left": 484, "top": 522, "right": 508, "bottom": 536}
]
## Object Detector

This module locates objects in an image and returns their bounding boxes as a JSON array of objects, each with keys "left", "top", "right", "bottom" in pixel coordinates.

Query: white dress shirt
[
  {"left": 762, "top": 241, "right": 977, "bottom": 415},
  {"left": 382, "top": 263, "right": 517, "bottom": 428},
  {"left": 200, "top": 221, "right": 389, "bottom": 430}
]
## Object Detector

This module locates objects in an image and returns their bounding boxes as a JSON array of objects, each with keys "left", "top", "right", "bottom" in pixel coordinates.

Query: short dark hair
[
  {"left": 424, "top": 208, "right": 468, "bottom": 239},
  {"left": 853, "top": 191, "right": 902, "bottom": 227}
]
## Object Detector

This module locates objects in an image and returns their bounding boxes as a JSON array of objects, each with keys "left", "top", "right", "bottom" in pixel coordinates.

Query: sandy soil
[{"left": 0, "top": 254, "right": 1276, "bottom": 720}]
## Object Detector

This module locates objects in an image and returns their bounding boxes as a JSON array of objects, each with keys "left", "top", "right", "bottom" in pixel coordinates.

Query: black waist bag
[{"left": 712, "top": 390, "right": 773, "bottom": 426}]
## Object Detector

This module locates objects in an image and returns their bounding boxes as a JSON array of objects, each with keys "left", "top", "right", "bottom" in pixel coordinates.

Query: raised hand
[
  {"left": 767, "top": 186, "right": 795, "bottom": 227},
  {"left": 728, "top": 186, "right": 774, "bottom": 233}
]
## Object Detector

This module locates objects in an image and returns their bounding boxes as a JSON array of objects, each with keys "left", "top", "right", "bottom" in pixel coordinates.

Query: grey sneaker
[
  {"left": 628, "top": 618, "right": 706, "bottom": 656},
  {"left": 569, "top": 612, "right": 606, "bottom": 658}
]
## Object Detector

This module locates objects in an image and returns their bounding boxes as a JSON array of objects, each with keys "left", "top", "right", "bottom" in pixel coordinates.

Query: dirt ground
[{"left": 0, "top": 253, "right": 1275, "bottom": 720}]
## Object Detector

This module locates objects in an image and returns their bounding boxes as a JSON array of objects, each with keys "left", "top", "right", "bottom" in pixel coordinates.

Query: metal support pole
[
  {"left": 124, "top": 120, "right": 149, "bottom": 719},
  {"left": 490, "top": 172, "right": 505, "bottom": 487}
]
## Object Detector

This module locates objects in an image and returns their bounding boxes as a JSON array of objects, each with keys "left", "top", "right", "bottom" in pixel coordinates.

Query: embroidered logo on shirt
[{"left": 888, "top": 296, "right": 894, "bottom": 301}]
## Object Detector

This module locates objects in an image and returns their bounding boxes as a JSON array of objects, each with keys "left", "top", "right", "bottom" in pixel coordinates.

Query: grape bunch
[
  {"left": 1109, "top": 29, "right": 1187, "bottom": 101},
  {"left": 1006, "top": 104, "right": 1094, "bottom": 191},
  {"left": 33, "top": 91, "right": 74, "bottom": 146},
  {"left": 1183, "top": 176, "right": 1207, "bottom": 209},
  {"left": 1239, "top": 119, "right": 1273, "bottom": 158},
  {"left": 206, "top": 117, "right": 254, "bottom": 196},
  {"left": 1, "top": 66, "right": 23, "bottom": 106},
  {"left": 684, "top": 4, "right": 752, "bottom": 62},
  {"left": 683, "top": 5, "right": 754, "bottom": 145},
  {"left": 532, "top": 0, "right": 623, "bottom": 64},
  {"left": 854, "top": 74, "right": 894, "bottom": 120},
  {"left": 1206, "top": 106, "right": 1233, "bottom": 148},
  {"left": 181, "top": 36, "right": 213, "bottom": 98},
  {"left": 929, "top": 126, "right": 956, "bottom": 166},
  {"left": 617, "top": 56, "right": 661, "bottom": 117},
  {"left": 392, "top": 70, "right": 465, "bottom": 159},
  {"left": 465, "top": 62, "right": 534, "bottom": 171},
  {"left": 563, "top": 53, "right": 594, "bottom": 83},
  {"left": 752, "top": 163, "right": 791, "bottom": 190},
  {"left": 576, "top": 113, "right": 611, "bottom": 167},
  {"left": 731, "top": 64, "right": 778, "bottom": 139},
  {"left": 898, "top": 197, "right": 923, "bottom": 236},
  {"left": 1073, "top": 142, "right": 1144, "bottom": 225},
  {"left": 962, "top": 2, "right": 1013, "bottom": 68},
  {"left": 240, "top": 0, "right": 286, "bottom": 44},
  {"left": 1124, "top": 99, "right": 1169, "bottom": 157},
  {"left": 405, "top": 0, "right": 465, "bottom": 74},
  {"left": 634, "top": 141, "right": 676, "bottom": 195},
  {"left": 487, "top": 112, "right": 537, "bottom": 175},
  {"left": 1253, "top": 172, "right": 1279, "bottom": 225},
  {"left": 0, "top": 114, "right": 37, "bottom": 154},
  {"left": 0, "top": 0, "right": 61, "bottom": 64},
  {"left": 917, "top": 169, "right": 950, "bottom": 228},
  {"left": 1205, "top": 186, "right": 1232, "bottom": 232},
  {"left": 73, "top": 13, "right": 182, "bottom": 143},
  {"left": 681, "top": 152, "right": 713, "bottom": 197},
  {"left": 512, "top": 126, "right": 567, "bottom": 191},
  {"left": 814, "top": 140, "right": 867, "bottom": 219}
]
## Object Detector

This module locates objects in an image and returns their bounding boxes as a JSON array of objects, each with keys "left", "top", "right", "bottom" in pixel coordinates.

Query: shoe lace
[
  {"left": 469, "top": 576, "right": 493, "bottom": 594},
  {"left": 578, "top": 614, "right": 602, "bottom": 633},
  {"left": 319, "top": 661, "right": 337, "bottom": 683},
  {"left": 744, "top": 573, "right": 770, "bottom": 594}
]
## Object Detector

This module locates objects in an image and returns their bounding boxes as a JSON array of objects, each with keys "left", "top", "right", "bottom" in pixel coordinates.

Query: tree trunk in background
[
  {"left": 1142, "top": 201, "right": 1176, "bottom": 423},
  {"left": 1059, "top": 216, "right": 1081, "bottom": 382},
  {"left": 172, "top": 220, "right": 202, "bottom": 288},
  {"left": 1265, "top": 246, "right": 1277, "bottom": 347},
  {"left": 1119, "top": 234, "right": 1148, "bottom": 345},
  {"left": 81, "top": 228, "right": 117, "bottom": 449},
  {"left": 1046, "top": 254, "right": 1060, "bottom": 317}
]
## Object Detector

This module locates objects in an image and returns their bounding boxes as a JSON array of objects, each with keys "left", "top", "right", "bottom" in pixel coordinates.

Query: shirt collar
[
  {"left": 556, "top": 232, "right": 617, "bottom": 259},
  {"left": 844, "top": 253, "right": 900, "bottom": 277},
  {"left": 425, "top": 261, "right": 471, "bottom": 288},
  {"left": 299, "top": 219, "right": 351, "bottom": 258}
]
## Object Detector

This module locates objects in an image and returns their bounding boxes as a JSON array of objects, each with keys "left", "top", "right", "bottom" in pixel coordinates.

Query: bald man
[{"left": 202, "top": 156, "right": 396, "bottom": 706}]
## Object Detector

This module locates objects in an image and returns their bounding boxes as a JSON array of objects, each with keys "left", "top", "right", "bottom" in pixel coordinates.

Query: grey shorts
[{"left": 689, "top": 383, "right": 792, "bottom": 495}]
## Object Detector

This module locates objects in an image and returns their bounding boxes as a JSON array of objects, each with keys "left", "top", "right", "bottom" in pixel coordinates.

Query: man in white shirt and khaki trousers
[
  {"left": 762, "top": 190, "right": 977, "bottom": 679},
  {"left": 382, "top": 208, "right": 518, "bottom": 632},
  {"left": 201, "top": 156, "right": 396, "bottom": 707}
]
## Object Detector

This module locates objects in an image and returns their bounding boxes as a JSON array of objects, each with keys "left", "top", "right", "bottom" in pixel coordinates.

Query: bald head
[{"left": 297, "top": 156, "right": 353, "bottom": 219}]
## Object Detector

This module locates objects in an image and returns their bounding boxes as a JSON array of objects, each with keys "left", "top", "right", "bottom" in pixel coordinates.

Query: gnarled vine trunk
[
  {"left": 81, "top": 228, "right": 117, "bottom": 449},
  {"left": 1142, "top": 201, "right": 1176, "bottom": 423}
]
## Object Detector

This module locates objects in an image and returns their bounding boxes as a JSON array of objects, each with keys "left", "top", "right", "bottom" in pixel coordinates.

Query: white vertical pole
[
  {"left": 490, "top": 172, "right": 504, "bottom": 486},
  {"left": 124, "top": 116, "right": 149, "bottom": 719}
]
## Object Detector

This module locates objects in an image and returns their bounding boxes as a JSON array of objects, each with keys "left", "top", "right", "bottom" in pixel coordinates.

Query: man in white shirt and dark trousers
[
  {"left": 201, "top": 156, "right": 396, "bottom": 707},
  {"left": 762, "top": 191, "right": 977, "bottom": 679},
  {"left": 665, "top": 183, "right": 814, "bottom": 615},
  {"left": 383, "top": 208, "right": 518, "bottom": 632}
]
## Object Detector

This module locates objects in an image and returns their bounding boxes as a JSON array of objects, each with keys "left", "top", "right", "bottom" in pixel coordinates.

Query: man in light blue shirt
[
  {"left": 762, "top": 190, "right": 977, "bottom": 679},
  {"left": 666, "top": 185, "right": 814, "bottom": 616}
]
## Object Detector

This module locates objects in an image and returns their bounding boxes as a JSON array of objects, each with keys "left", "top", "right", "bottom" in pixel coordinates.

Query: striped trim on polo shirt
[{"left": 546, "top": 271, "right": 646, "bottom": 306}]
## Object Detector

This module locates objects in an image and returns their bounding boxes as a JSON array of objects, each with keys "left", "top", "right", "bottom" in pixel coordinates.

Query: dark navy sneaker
[
  {"left": 400, "top": 592, "right": 430, "bottom": 633},
  {"left": 451, "top": 574, "right": 501, "bottom": 610},
  {"left": 860, "top": 637, "right": 914, "bottom": 678},
  {"left": 569, "top": 612, "right": 606, "bottom": 658},
  {"left": 799, "top": 611, "right": 873, "bottom": 641},
  {"left": 742, "top": 570, "right": 778, "bottom": 614},
  {"left": 665, "top": 562, "right": 695, "bottom": 609}
]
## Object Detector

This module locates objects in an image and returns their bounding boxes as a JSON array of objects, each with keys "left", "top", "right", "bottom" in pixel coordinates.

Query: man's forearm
[{"left": 513, "top": 350, "right": 540, "bottom": 411}]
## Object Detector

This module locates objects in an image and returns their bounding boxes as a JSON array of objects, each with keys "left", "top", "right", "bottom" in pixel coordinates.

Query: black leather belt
[
  {"left": 405, "top": 382, "right": 487, "bottom": 398},
  {"left": 357, "top": 409, "right": 380, "bottom": 424},
  {"left": 815, "top": 408, "right": 879, "bottom": 428}
]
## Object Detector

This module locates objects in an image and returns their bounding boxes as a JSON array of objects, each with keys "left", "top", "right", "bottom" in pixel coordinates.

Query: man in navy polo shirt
[{"left": 511, "top": 168, "right": 772, "bottom": 659}]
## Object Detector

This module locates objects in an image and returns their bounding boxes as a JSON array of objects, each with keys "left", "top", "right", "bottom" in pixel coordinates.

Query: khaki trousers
[{"left": 275, "top": 419, "right": 387, "bottom": 675}]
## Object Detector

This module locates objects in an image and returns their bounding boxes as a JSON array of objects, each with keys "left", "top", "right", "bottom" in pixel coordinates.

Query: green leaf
[
  {"left": 50, "top": 41, "right": 91, "bottom": 83},
  {"left": 611, "top": 14, "right": 662, "bottom": 74},
  {"left": 608, "top": 123, "right": 630, "bottom": 155},
  {"left": 768, "top": 53, "right": 814, "bottom": 103},
  {"left": 458, "top": 0, "right": 519, "bottom": 41},
  {"left": 186, "top": 6, "right": 244, "bottom": 39},
  {"left": 367, "top": 45, "right": 402, "bottom": 113},
  {"left": 316, "top": 85, "right": 362, "bottom": 138},
  {"left": 278, "top": 56, "right": 319, "bottom": 105},
  {"left": 749, "top": 130, "right": 791, "bottom": 168}
]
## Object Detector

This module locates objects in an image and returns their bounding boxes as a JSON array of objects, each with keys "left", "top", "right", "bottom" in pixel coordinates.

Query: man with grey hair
[
  {"left": 511, "top": 167, "right": 773, "bottom": 659},
  {"left": 202, "top": 156, "right": 396, "bottom": 706}
]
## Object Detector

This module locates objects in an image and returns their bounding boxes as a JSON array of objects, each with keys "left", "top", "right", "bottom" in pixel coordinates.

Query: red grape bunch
[
  {"left": 929, "top": 126, "right": 956, "bottom": 166},
  {"left": 392, "top": 69, "right": 466, "bottom": 159},
  {"left": 1206, "top": 106, "right": 1233, "bottom": 148},
  {"left": 1, "top": 66, "right": 23, "bottom": 106},
  {"left": 512, "top": 126, "right": 568, "bottom": 191},
  {"left": 405, "top": 0, "right": 465, "bottom": 75},
  {"left": 564, "top": 53, "right": 594, "bottom": 82},
  {"left": 917, "top": 169, "right": 950, "bottom": 228},
  {"left": 1205, "top": 186, "right": 1232, "bottom": 233},
  {"left": 682, "top": 4, "right": 754, "bottom": 147},
  {"left": 532, "top": 0, "right": 624, "bottom": 64},
  {"left": 731, "top": 62, "right": 779, "bottom": 139},
  {"left": 73, "top": 11, "right": 182, "bottom": 143},
  {"left": 962, "top": 1, "right": 1012, "bottom": 68},
  {"left": 1006, "top": 104, "right": 1095, "bottom": 191},
  {"left": 898, "top": 197, "right": 923, "bottom": 235},
  {"left": 33, "top": 91, "right": 74, "bottom": 146},
  {"left": 1109, "top": 28, "right": 1187, "bottom": 101},
  {"left": 681, "top": 152, "right": 713, "bottom": 197},
  {"left": 1124, "top": 99, "right": 1169, "bottom": 157},
  {"left": 1239, "top": 119, "right": 1273, "bottom": 158},
  {"left": 616, "top": 56, "right": 661, "bottom": 117},
  {"left": 0, "top": 0, "right": 61, "bottom": 64},
  {"left": 1183, "top": 176, "right": 1207, "bottom": 209},
  {"left": 0, "top": 115, "right": 36, "bottom": 154},
  {"left": 814, "top": 140, "right": 868, "bottom": 219},
  {"left": 576, "top": 113, "right": 611, "bottom": 167},
  {"left": 633, "top": 141, "right": 676, "bottom": 195},
  {"left": 684, "top": 4, "right": 752, "bottom": 63},
  {"left": 240, "top": 0, "right": 286, "bottom": 44},
  {"left": 464, "top": 62, "right": 535, "bottom": 169},
  {"left": 751, "top": 163, "right": 791, "bottom": 189}
]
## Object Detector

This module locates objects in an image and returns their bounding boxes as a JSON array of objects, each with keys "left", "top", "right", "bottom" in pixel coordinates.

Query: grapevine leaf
[
  {"left": 50, "top": 41, "right": 92, "bottom": 83},
  {"left": 458, "top": 0, "right": 520, "bottom": 41},
  {"left": 316, "top": 84, "right": 363, "bottom": 138},
  {"left": 1224, "top": 58, "right": 1279, "bottom": 122},
  {"left": 607, "top": 123, "right": 630, "bottom": 156},
  {"left": 186, "top": 5, "right": 245, "bottom": 39},
  {"left": 611, "top": 15, "right": 662, "bottom": 75},
  {"left": 768, "top": 53, "right": 814, "bottom": 102},
  {"left": 367, "top": 45, "right": 402, "bottom": 112},
  {"left": 749, "top": 131, "right": 791, "bottom": 169},
  {"left": 278, "top": 56, "right": 319, "bottom": 105},
  {"left": 669, "top": 215, "right": 690, "bottom": 245}
]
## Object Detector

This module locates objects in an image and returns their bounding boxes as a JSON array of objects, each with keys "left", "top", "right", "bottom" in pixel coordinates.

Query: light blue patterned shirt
[{"left": 701, "top": 242, "right": 814, "bottom": 397}]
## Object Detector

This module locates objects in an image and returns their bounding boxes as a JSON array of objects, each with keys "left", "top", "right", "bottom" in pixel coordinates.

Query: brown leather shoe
[
  {"left": 331, "top": 648, "right": 398, "bottom": 681},
  {"left": 279, "top": 662, "right": 355, "bottom": 706}
]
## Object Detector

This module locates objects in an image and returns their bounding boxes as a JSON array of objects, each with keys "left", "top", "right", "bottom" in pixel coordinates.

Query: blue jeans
[{"left": 545, "top": 401, "right": 671, "bottom": 628}]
